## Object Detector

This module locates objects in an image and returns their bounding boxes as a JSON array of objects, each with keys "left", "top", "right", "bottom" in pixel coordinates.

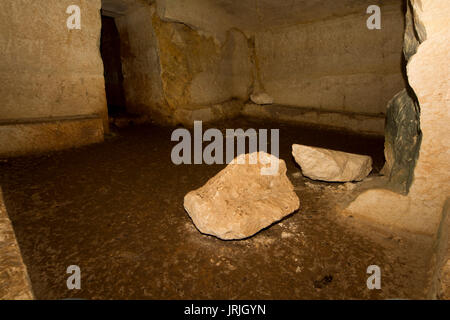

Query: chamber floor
[{"left": 0, "top": 117, "right": 432, "bottom": 299}]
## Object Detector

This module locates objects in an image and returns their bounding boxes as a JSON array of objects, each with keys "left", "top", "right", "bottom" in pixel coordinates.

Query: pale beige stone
[
  {"left": 429, "top": 198, "right": 450, "bottom": 299},
  {"left": 344, "top": 0, "right": 450, "bottom": 236},
  {"left": 204, "top": 0, "right": 402, "bottom": 31},
  {"left": 343, "top": 189, "right": 412, "bottom": 230},
  {"left": 0, "top": 116, "right": 104, "bottom": 158},
  {"left": 292, "top": 144, "right": 372, "bottom": 182},
  {"left": 115, "top": 4, "right": 169, "bottom": 122},
  {"left": 250, "top": 92, "right": 274, "bottom": 105},
  {"left": 0, "top": 187, "right": 34, "bottom": 300},
  {"left": 406, "top": 0, "right": 450, "bottom": 234},
  {"left": 174, "top": 100, "right": 243, "bottom": 126},
  {"left": 0, "top": 0, "right": 108, "bottom": 129},
  {"left": 113, "top": 0, "right": 405, "bottom": 127},
  {"left": 0, "top": 0, "right": 107, "bottom": 157},
  {"left": 441, "top": 260, "right": 450, "bottom": 299},
  {"left": 242, "top": 103, "right": 385, "bottom": 135},
  {"left": 254, "top": 4, "right": 406, "bottom": 116},
  {"left": 156, "top": 0, "right": 237, "bottom": 43},
  {"left": 151, "top": 5, "right": 252, "bottom": 120},
  {"left": 184, "top": 152, "right": 300, "bottom": 240}
]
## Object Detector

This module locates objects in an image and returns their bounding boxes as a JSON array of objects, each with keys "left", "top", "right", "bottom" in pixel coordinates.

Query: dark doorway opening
[{"left": 100, "top": 15, "right": 126, "bottom": 117}]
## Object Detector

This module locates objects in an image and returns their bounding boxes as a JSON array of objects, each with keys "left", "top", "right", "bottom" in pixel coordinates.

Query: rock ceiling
[{"left": 102, "top": 0, "right": 403, "bottom": 31}]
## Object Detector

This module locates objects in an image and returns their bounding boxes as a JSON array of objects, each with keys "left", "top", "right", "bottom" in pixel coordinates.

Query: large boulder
[
  {"left": 292, "top": 144, "right": 372, "bottom": 182},
  {"left": 184, "top": 152, "right": 300, "bottom": 240}
]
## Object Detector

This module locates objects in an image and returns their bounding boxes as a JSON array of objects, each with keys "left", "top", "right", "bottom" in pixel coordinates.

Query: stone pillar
[
  {"left": 0, "top": 0, "right": 108, "bottom": 156},
  {"left": 344, "top": 0, "right": 450, "bottom": 235}
]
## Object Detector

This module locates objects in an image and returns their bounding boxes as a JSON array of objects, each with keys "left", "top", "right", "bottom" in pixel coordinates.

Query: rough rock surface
[
  {"left": 0, "top": 116, "right": 104, "bottom": 158},
  {"left": 242, "top": 103, "right": 385, "bottom": 135},
  {"left": 381, "top": 89, "right": 422, "bottom": 194},
  {"left": 292, "top": 144, "right": 372, "bottom": 182},
  {"left": 184, "top": 152, "right": 300, "bottom": 240},
  {"left": 113, "top": 2, "right": 253, "bottom": 125},
  {"left": 380, "top": 1, "right": 423, "bottom": 195},
  {"left": 0, "top": 187, "right": 34, "bottom": 300},
  {"left": 0, "top": 0, "right": 108, "bottom": 157},
  {"left": 254, "top": 3, "right": 405, "bottom": 115},
  {"left": 343, "top": 0, "right": 450, "bottom": 236},
  {"left": 151, "top": 5, "right": 252, "bottom": 120},
  {"left": 250, "top": 92, "right": 274, "bottom": 105},
  {"left": 344, "top": 189, "right": 412, "bottom": 229},
  {"left": 403, "top": 1, "right": 421, "bottom": 61}
]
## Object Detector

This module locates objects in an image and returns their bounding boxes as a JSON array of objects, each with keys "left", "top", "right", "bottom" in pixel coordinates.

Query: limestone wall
[
  {"left": 0, "top": 0, "right": 108, "bottom": 128},
  {"left": 153, "top": 15, "right": 252, "bottom": 116},
  {"left": 115, "top": 2, "right": 253, "bottom": 124},
  {"left": 155, "top": 0, "right": 236, "bottom": 43},
  {"left": 0, "top": 115, "right": 104, "bottom": 158},
  {"left": 406, "top": 0, "right": 450, "bottom": 233},
  {"left": 115, "top": 4, "right": 167, "bottom": 120},
  {"left": 345, "top": 0, "right": 450, "bottom": 236},
  {"left": 254, "top": 3, "right": 406, "bottom": 116}
]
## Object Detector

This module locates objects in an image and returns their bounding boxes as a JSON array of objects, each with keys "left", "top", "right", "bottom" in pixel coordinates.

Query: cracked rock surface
[
  {"left": 292, "top": 144, "right": 372, "bottom": 182},
  {"left": 184, "top": 152, "right": 300, "bottom": 240}
]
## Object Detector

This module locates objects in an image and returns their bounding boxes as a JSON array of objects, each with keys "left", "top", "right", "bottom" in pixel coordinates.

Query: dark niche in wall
[{"left": 100, "top": 15, "right": 126, "bottom": 117}]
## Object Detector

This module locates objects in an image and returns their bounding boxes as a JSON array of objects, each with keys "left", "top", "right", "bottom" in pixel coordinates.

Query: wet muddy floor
[{"left": 0, "top": 117, "right": 433, "bottom": 299}]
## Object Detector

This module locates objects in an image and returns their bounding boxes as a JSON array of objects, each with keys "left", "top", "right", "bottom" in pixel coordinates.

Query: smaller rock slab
[
  {"left": 250, "top": 92, "right": 274, "bottom": 105},
  {"left": 292, "top": 144, "right": 372, "bottom": 182}
]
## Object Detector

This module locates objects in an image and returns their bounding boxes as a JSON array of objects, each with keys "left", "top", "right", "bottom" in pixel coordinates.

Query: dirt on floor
[{"left": 0, "top": 117, "right": 434, "bottom": 299}]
